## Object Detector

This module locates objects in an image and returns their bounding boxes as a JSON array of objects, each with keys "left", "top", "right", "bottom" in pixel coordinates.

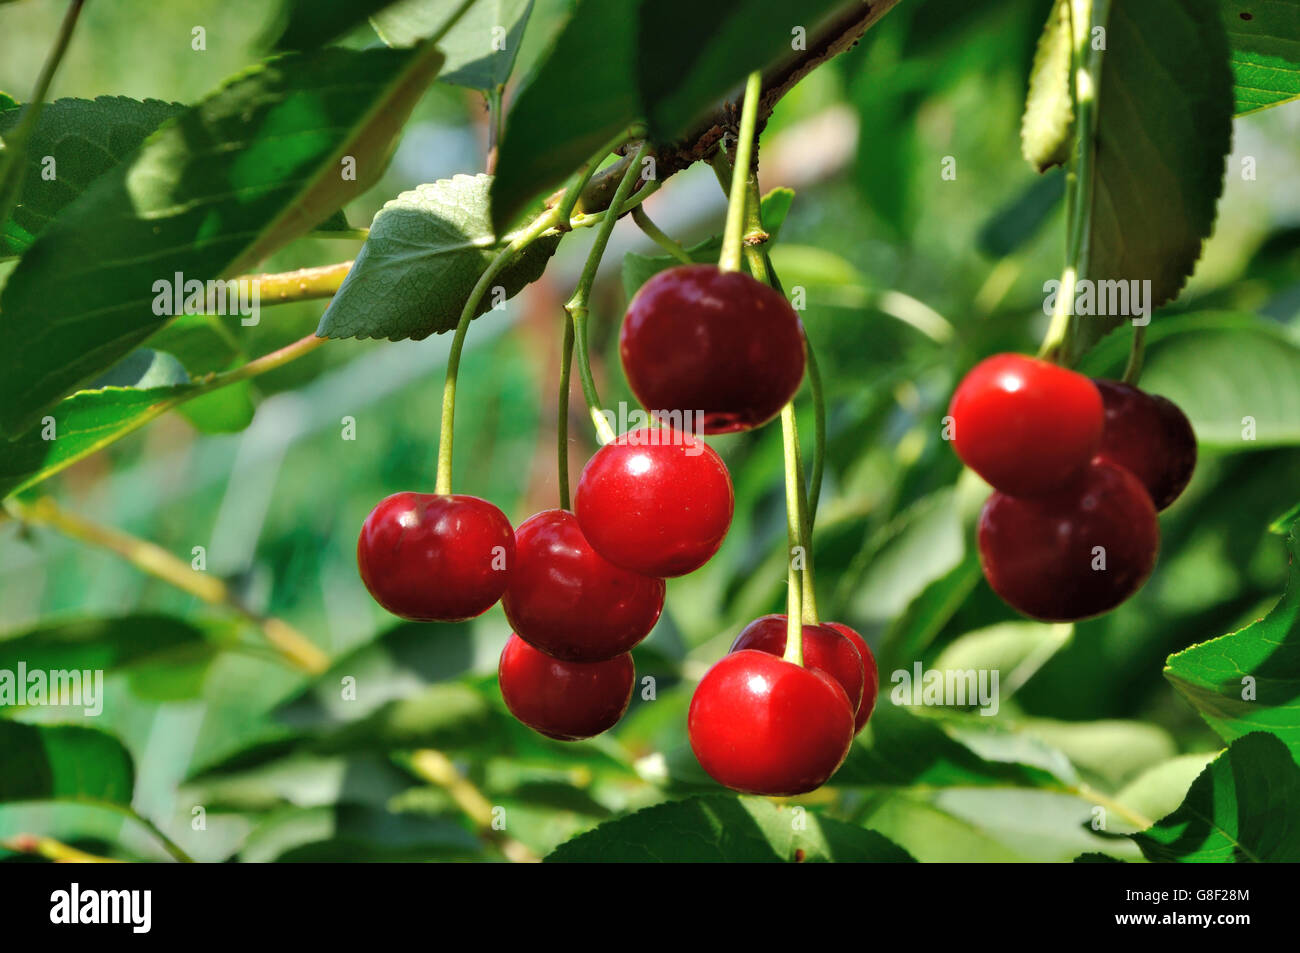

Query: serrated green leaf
[
  {"left": 1113, "top": 752, "right": 1219, "bottom": 829},
  {"left": 0, "top": 723, "right": 134, "bottom": 805},
  {"left": 1066, "top": 0, "right": 1234, "bottom": 359},
  {"left": 1165, "top": 525, "right": 1300, "bottom": 759},
  {"left": 375, "top": 0, "right": 535, "bottom": 91},
  {"left": 1129, "top": 732, "right": 1300, "bottom": 861},
  {"left": 0, "top": 614, "right": 221, "bottom": 703},
  {"left": 1021, "top": 0, "right": 1073, "bottom": 172},
  {"left": 317, "top": 173, "right": 561, "bottom": 341},
  {"left": 546, "top": 795, "right": 915, "bottom": 862},
  {"left": 0, "top": 383, "right": 198, "bottom": 499},
  {"left": 1221, "top": 0, "right": 1300, "bottom": 115},
  {"left": 0, "top": 97, "right": 184, "bottom": 257},
  {"left": 0, "top": 44, "right": 445, "bottom": 437}
]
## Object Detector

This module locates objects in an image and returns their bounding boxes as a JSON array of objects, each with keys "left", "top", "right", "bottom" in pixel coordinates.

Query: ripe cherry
[
  {"left": 498, "top": 634, "right": 634, "bottom": 740},
  {"left": 729, "top": 614, "right": 864, "bottom": 716},
  {"left": 357, "top": 492, "right": 513, "bottom": 622},
  {"left": 821, "top": 621, "right": 879, "bottom": 733},
  {"left": 949, "top": 353, "right": 1104, "bottom": 497},
  {"left": 977, "top": 460, "right": 1159, "bottom": 621},
  {"left": 620, "top": 265, "right": 806, "bottom": 434},
  {"left": 1093, "top": 379, "right": 1196, "bottom": 511},
  {"left": 688, "top": 650, "right": 854, "bottom": 796},
  {"left": 503, "top": 509, "right": 665, "bottom": 662},
  {"left": 574, "top": 427, "right": 734, "bottom": 577}
]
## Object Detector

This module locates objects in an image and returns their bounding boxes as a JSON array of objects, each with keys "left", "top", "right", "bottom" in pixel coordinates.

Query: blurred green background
[{"left": 2, "top": 0, "right": 1299, "bottom": 862}]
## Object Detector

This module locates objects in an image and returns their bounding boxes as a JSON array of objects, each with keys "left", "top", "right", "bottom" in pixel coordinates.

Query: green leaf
[
  {"left": 1113, "top": 752, "right": 1219, "bottom": 829},
  {"left": 490, "top": 0, "right": 636, "bottom": 234},
  {"left": 832, "top": 704, "right": 1074, "bottom": 789},
  {"left": 375, "top": 0, "right": 535, "bottom": 91},
  {"left": 1021, "top": 0, "right": 1073, "bottom": 172},
  {"left": 0, "top": 614, "right": 221, "bottom": 703},
  {"left": 239, "top": 803, "right": 481, "bottom": 862},
  {"left": 1165, "top": 524, "right": 1300, "bottom": 759},
  {"left": 1129, "top": 732, "right": 1300, "bottom": 861},
  {"left": 635, "top": 0, "right": 848, "bottom": 141},
  {"left": 546, "top": 795, "right": 915, "bottom": 862},
  {"left": 0, "top": 723, "right": 134, "bottom": 805},
  {"left": 0, "top": 97, "right": 184, "bottom": 257},
  {"left": 317, "top": 174, "right": 561, "bottom": 341},
  {"left": 0, "top": 383, "right": 197, "bottom": 499},
  {"left": 0, "top": 44, "right": 445, "bottom": 437},
  {"left": 1066, "top": 0, "right": 1234, "bottom": 359},
  {"left": 1016, "top": 718, "right": 1177, "bottom": 791},
  {"left": 1221, "top": 0, "right": 1300, "bottom": 115},
  {"left": 271, "top": 0, "right": 421, "bottom": 50},
  {"left": 977, "top": 168, "right": 1065, "bottom": 258}
]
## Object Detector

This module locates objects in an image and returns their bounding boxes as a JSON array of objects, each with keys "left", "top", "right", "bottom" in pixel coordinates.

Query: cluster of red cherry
[
  {"left": 355, "top": 264, "right": 880, "bottom": 796},
  {"left": 948, "top": 353, "right": 1196, "bottom": 621}
]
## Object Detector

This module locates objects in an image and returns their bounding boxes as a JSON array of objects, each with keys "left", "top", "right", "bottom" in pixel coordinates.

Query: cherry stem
[
  {"left": 1122, "top": 322, "right": 1146, "bottom": 385},
  {"left": 632, "top": 206, "right": 692, "bottom": 263},
  {"left": 805, "top": 342, "right": 827, "bottom": 530},
  {"left": 557, "top": 311, "right": 575, "bottom": 510},
  {"left": 436, "top": 209, "right": 564, "bottom": 494},
  {"left": 565, "top": 142, "right": 649, "bottom": 446},
  {"left": 1037, "top": 0, "right": 1109, "bottom": 366},
  {"left": 780, "top": 402, "right": 807, "bottom": 663},
  {"left": 4, "top": 496, "right": 329, "bottom": 675},
  {"left": 718, "top": 71, "right": 763, "bottom": 274}
]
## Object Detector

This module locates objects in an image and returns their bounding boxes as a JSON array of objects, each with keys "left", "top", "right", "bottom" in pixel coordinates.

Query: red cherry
[
  {"left": 1093, "top": 379, "right": 1196, "bottom": 511},
  {"left": 949, "top": 353, "right": 1104, "bottom": 497},
  {"left": 821, "top": 621, "right": 879, "bottom": 733},
  {"left": 729, "top": 614, "right": 864, "bottom": 716},
  {"left": 357, "top": 492, "right": 513, "bottom": 622},
  {"left": 620, "top": 265, "right": 806, "bottom": 434},
  {"left": 502, "top": 509, "right": 665, "bottom": 662},
  {"left": 688, "top": 650, "right": 854, "bottom": 796},
  {"left": 977, "top": 460, "right": 1159, "bottom": 621},
  {"left": 574, "top": 427, "right": 734, "bottom": 577},
  {"left": 498, "top": 634, "right": 634, "bottom": 741}
]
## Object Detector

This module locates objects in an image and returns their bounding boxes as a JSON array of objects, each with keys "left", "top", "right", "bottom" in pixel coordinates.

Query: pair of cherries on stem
[
  {"left": 688, "top": 615, "right": 879, "bottom": 796},
  {"left": 948, "top": 353, "right": 1196, "bottom": 621}
]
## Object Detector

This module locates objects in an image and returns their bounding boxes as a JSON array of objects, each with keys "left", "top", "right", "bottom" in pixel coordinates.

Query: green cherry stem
[
  {"left": 565, "top": 141, "right": 650, "bottom": 446},
  {"left": 718, "top": 70, "right": 763, "bottom": 274},
  {"left": 557, "top": 311, "right": 575, "bottom": 510},
  {"left": 631, "top": 206, "right": 692, "bottom": 264},
  {"left": 1038, "top": 0, "right": 1110, "bottom": 365},
  {"left": 805, "top": 342, "right": 827, "bottom": 530},
  {"left": 780, "top": 401, "right": 807, "bottom": 663}
]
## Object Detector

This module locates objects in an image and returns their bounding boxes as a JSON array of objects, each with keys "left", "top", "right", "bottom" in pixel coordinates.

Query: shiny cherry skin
[
  {"left": 949, "top": 353, "right": 1104, "bottom": 497},
  {"left": 688, "top": 650, "right": 855, "bottom": 796},
  {"left": 729, "top": 614, "right": 864, "bottom": 716},
  {"left": 357, "top": 492, "right": 514, "bottom": 622},
  {"left": 620, "top": 265, "right": 806, "bottom": 434},
  {"left": 498, "top": 634, "right": 634, "bottom": 741},
  {"left": 1093, "top": 379, "right": 1196, "bottom": 511},
  {"left": 978, "top": 460, "right": 1159, "bottom": 621},
  {"left": 821, "top": 621, "right": 879, "bottom": 733},
  {"left": 502, "top": 509, "right": 665, "bottom": 662},
  {"left": 574, "top": 427, "right": 734, "bottom": 577}
]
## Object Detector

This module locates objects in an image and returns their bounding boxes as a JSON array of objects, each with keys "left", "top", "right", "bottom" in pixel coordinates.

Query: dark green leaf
[
  {"left": 375, "top": 0, "right": 535, "bottom": 91},
  {"left": 317, "top": 173, "right": 561, "bottom": 341},
  {"left": 1066, "top": 0, "right": 1233, "bottom": 359},
  {"left": 0, "top": 723, "right": 134, "bottom": 805},
  {"left": 546, "top": 795, "right": 915, "bottom": 862},
  {"left": 0, "top": 614, "right": 221, "bottom": 703},
  {"left": 977, "top": 168, "right": 1065, "bottom": 258},
  {"left": 271, "top": 0, "right": 422, "bottom": 51},
  {"left": 1165, "top": 524, "right": 1300, "bottom": 759},
  {"left": 490, "top": 0, "right": 637, "bottom": 234},
  {"left": 0, "top": 97, "right": 184, "bottom": 257},
  {"left": 0, "top": 44, "right": 445, "bottom": 437},
  {"left": 239, "top": 803, "right": 481, "bottom": 861},
  {"left": 636, "top": 0, "right": 847, "bottom": 141},
  {"left": 1221, "top": 0, "right": 1300, "bottom": 115},
  {"left": 1129, "top": 732, "right": 1300, "bottom": 861}
]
